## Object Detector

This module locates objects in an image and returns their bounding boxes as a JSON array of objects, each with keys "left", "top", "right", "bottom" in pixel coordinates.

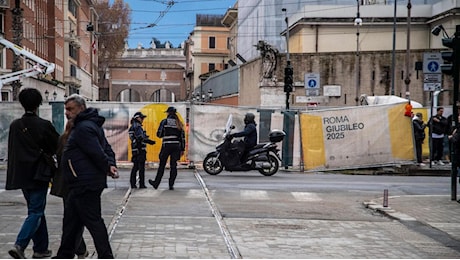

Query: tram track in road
[
  {"left": 194, "top": 169, "right": 242, "bottom": 259},
  {"left": 104, "top": 171, "right": 242, "bottom": 259}
]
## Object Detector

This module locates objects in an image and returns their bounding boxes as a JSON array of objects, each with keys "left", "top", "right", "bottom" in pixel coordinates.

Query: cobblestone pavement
[{"left": 1, "top": 168, "right": 460, "bottom": 258}]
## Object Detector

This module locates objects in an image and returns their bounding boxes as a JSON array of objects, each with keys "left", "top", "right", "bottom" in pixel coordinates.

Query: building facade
[
  {"left": 206, "top": 0, "right": 460, "bottom": 109},
  {"left": 0, "top": 0, "right": 97, "bottom": 102},
  {"left": 107, "top": 41, "right": 186, "bottom": 102},
  {"left": 184, "top": 14, "right": 231, "bottom": 100}
]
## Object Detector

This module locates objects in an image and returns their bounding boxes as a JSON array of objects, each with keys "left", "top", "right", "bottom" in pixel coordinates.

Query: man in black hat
[
  {"left": 148, "top": 106, "right": 185, "bottom": 190},
  {"left": 129, "top": 111, "right": 155, "bottom": 188}
]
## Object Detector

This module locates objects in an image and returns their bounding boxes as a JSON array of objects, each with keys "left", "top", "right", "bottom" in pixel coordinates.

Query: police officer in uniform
[
  {"left": 148, "top": 107, "right": 185, "bottom": 190},
  {"left": 129, "top": 112, "right": 155, "bottom": 188}
]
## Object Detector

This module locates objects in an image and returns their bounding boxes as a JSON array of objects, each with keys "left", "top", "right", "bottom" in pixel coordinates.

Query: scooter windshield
[{"left": 224, "top": 114, "right": 233, "bottom": 137}]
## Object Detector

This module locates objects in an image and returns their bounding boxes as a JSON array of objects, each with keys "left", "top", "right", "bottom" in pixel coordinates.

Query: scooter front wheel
[
  {"left": 203, "top": 154, "right": 223, "bottom": 175},
  {"left": 258, "top": 154, "right": 279, "bottom": 176}
]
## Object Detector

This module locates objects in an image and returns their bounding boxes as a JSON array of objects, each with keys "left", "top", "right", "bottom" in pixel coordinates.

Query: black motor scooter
[{"left": 203, "top": 115, "right": 285, "bottom": 176}]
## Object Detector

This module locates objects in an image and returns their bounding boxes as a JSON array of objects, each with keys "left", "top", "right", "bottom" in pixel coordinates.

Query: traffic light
[
  {"left": 441, "top": 37, "right": 456, "bottom": 75},
  {"left": 284, "top": 66, "right": 293, "bottom": 93}
]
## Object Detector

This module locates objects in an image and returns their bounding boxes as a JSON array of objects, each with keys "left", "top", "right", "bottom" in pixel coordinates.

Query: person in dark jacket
[
  {"left": 128, "top": 111, "right": 155, "bottom": 188},
  {"left": 148, "top": 106, "right": 185, "bottom": 190},
  {"left": 448, "top": 114, "right": 460, "bottom": 162},
  {"left": 55, "top": 94, "right": 118, "bottom": 259},
  {"left": 412, "top": 113, "right": 426, "bottom": 166},
  {"left": 50, "top": 118, "right": 88, "bottom": 259},
  {"left": 6, "top": 88, "right": 59, "bottom": 259},
  {"left": 429, "top": 107, "right": 448, "bottom": 165},
  {"left": 229, "top": 112, "right": 258, "bottom": 162}
]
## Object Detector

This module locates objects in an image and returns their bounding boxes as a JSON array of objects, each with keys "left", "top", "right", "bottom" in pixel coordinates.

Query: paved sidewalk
[
  {"left": 365, "top": 194, "right": 460, "bottom": 248},
  {"left": 2, "top": 168, "right": 460, "bottom": 258}
]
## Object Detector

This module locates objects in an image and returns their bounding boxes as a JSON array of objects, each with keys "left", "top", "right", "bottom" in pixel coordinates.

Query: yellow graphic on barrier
[
  {"left": 300, "top": 114, "right": 326, "bottom": 169},
  {"left": 127, "top": 104, "right": 187, "bottom": 162},
  {"left": 389, "top": 103, "right": 415, "bottom": 160}
]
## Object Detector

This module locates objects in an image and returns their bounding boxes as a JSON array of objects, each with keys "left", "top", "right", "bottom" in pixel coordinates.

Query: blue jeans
[{"left": 16, "top": 188, "right": 49, "bottom": 252}]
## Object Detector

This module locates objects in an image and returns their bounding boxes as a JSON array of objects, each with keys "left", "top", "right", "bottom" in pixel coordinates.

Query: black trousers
[
  {"left": 130, "top": 151, "right": 146, "bottom": 187},
  {"left": 62, "top": 197, "right": 87, "bottom": 256},
  {"left": 432, "top": 137, "right": 444, "bottom": 161},
  {"left": 153, "top": 144, "right": 181, "bottom": 188},
  {"left": 56, "top": 188, "right": 113, "bottom": 259},
  {"left": 415, "top": 139, "right": 423, "bottom": 163}
]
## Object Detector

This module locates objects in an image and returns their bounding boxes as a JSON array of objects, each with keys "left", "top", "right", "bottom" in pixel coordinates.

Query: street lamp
[
  {"left": 391, "top": 0, "right": 397, "bottom": 96},
  {"left": 199, "top": 74, "right": 208, "bottom": 102},
  {"left": 52, "top": 91, "right": 57, "bottom": 101},
  {"left": 208, "top": 89, "right": 213, "bottom": 101},
  {"left": 354, "top": 0, "right": 362, "bottom": 106},
  {"left": 44, "top": 90, "right": 49, "bottom": 101},
  {"left": 404, "top": 0, "right": 412, "bottom": 100}
]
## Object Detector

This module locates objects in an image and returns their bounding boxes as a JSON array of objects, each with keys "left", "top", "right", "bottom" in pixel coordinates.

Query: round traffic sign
[{"left": 427, "top": 61, "right": 439, "bottom": 73}]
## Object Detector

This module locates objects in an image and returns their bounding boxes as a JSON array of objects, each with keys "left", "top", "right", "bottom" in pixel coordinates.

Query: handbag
[
  {"left": 18, "top": 119, "right": 57, "bottom": 182},
  {"left": 34, "top": 152, "right": 56, "bottom": 182}
]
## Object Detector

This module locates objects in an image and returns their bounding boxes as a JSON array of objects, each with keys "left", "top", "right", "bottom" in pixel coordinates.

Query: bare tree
[{"left": 95, "top": 0, "right": 130, "bottom": 101}]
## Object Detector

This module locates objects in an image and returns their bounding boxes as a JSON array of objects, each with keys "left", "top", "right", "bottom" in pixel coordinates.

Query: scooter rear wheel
[
  {"left": 203, "top": 154, "right": 223, "bottom": 175},
  {"left": 258, "top": 154, "right": 279, "bottom": 176}
]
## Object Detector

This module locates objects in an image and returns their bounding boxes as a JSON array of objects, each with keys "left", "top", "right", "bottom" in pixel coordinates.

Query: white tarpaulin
[{"left": 300, "top": 102, "right": 414, "bottom": 170}]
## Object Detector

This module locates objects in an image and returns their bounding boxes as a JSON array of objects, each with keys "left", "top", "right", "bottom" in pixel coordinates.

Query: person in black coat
[
  {"left": 148, "top": 107, "right": 185, "bottom": 190},
  {"left": 6, "top": 88, "right": 59, "bottom": 259},
  {"left": 229, "top": 112, "right": 258, "bottom": 162},
  {"left": 412, "top": 113, "right": 426, "bottom": 166},
  {"left": 448, "top": 114, "right": 460, "bottom": 165},
  {"left": 429, "top": 107, "right": 448, "bottom": 165},
  {"left": 55, "top": 94, "right": 118, "bottom": 259},
  {"left": 50, "top": 118, "right": 88, "bottom": 259}
]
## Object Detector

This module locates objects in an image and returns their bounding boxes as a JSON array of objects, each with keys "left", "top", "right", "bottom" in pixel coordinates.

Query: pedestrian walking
[
  {"left": 6, "top": 88, "right": 59, "bottom": 259},
  {"left": 148, "top": 106, "right": 185, "bottom": 190},
  {"left": 412, "top": 113, "right": 426, "bottom": 166},
  {"left": 50, "top": 118, "right": 88, "bottom": 259},
  {"left": 129, "top": 111, "right": 155, "bottom": 189},
  {"left": 429, "top": 107, "right": 448, "bottom": 165},
  {"left": 54, "top": 94, "right": 119, "bottom": 259}
]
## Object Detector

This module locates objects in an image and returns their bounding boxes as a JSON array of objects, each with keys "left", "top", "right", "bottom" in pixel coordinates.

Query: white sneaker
[
  {"left": 419, "top": 163, "right": 426, "bottom": 166},
  {"left": 438, "top": 160, "right": 445, "bottom": 165}
]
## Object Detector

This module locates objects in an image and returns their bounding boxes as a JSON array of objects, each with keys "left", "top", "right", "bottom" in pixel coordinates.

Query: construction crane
[{"left": 0, "top": 34, "right": 55, "bottom": 91}]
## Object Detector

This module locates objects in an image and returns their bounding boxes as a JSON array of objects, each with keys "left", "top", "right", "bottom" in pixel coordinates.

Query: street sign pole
[{"left": 451, "top": 25, "right": 460, "bottom": 201}]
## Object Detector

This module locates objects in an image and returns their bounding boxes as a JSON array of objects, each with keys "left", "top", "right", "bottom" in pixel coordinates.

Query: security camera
[{"left": 431, "top": 25, "right": 443, "bottom": 36}]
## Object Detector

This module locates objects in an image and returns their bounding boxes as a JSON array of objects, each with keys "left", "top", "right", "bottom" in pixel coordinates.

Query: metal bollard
[{"left": 383, "top": 189, "right": 389, "bottom": 207}]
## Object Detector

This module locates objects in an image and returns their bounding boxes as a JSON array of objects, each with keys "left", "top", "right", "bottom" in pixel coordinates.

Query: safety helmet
[{"left": 244, "top": 113, "right": 255, "bottom": 124}]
